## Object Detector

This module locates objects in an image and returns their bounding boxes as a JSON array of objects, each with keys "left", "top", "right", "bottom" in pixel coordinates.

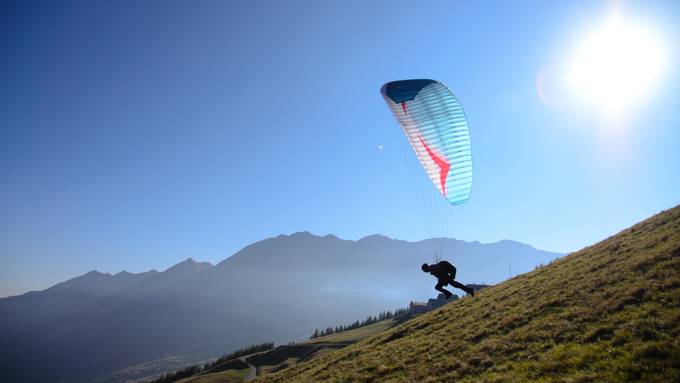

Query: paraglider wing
[{"left": 380, "top": 79, "right": 472, "bottom": 205}]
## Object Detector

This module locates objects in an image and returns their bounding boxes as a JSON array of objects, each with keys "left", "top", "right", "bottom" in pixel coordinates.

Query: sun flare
[{"left": 567, "top": 14, "right": 667, "bottom": 116}]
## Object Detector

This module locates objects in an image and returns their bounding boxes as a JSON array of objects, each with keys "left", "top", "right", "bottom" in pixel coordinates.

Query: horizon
[{"left": 2, "top": 0, "right": 679, "bottom": 298}]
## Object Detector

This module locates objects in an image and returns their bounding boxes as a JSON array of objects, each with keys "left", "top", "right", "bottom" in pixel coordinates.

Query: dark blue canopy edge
[{"left": 381, "top": 79, "right": 437, "bottom": 103}]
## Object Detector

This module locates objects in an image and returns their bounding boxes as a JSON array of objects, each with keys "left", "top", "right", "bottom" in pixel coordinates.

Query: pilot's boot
[{"left": 465, "top": 286, "right": 475, "bottom": 297}]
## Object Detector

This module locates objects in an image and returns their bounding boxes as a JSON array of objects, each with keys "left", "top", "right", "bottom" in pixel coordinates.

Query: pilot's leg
[
  {"left": 450, "top": 280, "right": 474, "bottom": 296},
  {"left": 435, "top": 281, "right": 452, "bottom": 299}
]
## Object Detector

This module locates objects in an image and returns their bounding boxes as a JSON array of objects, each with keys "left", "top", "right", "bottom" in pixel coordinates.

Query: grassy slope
[
  {"left": 176, "top": 368, "right": 249, "bottom": 383},
  {"left": 257, "top": 206, "right": 680, "bottom": 383},
  {"left": 249, "top": 320, "right": 409, "bottom": 377},
  {"left": 170, "top": 318, "right": 404, "bottom": 382},
  {"left": 304, "top": 318, "right": 404, "bottom": 345}
]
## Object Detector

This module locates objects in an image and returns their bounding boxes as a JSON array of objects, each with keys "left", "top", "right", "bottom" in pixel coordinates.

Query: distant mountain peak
[
  {"left": 495, "top": 239, "right": 524, "bottom": 245},
  {"left": 289, "top": 230, "right": 315, "bottom": 238},
  {"left": 491, "top": 239, "right": 541, "bottom": 251},
  {"left": 358, "top": 234, "right": 393, "bottom": 242},
  {"left": 84, "top": 270, "right": 109, "bottom": 277},
  {"left": 164, "top": 258, "right": 213, "bottom": 274}
]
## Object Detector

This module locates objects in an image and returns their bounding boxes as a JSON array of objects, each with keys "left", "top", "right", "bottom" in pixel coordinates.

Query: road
[{"left": 239, "top": 356, "right": 257, "bottom": 381}]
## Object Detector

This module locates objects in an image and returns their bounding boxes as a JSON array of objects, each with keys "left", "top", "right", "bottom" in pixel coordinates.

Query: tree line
[
  {"left": 150, "top": 341, "right": 274, "bottom": 383},
  {"left": 309, "top": 307, "right": 409, "bottom": 339}
]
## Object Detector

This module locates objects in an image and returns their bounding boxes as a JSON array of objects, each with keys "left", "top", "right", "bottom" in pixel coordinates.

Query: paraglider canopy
[{"left": 380, "top": 79, "right": 473, "bottom": 206}]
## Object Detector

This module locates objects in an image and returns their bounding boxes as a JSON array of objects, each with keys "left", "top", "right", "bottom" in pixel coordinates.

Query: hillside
[
  {"left": 160, "top": 317, "right": 409, "bottom": 383},
  {"left": 256, "top": 206, "right": 680, "bottom": 382}
]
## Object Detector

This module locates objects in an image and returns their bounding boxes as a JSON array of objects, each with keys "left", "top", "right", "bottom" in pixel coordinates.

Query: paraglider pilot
[{"left": 421, "top": 260, "right": 475, "bottom": 299}]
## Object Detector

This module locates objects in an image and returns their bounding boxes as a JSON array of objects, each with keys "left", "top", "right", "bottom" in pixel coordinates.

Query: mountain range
[{"left": 0, "top": 233, "right": 561, "bottom": 382}]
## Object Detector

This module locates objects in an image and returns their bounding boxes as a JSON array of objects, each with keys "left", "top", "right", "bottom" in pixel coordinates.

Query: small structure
[
  {"left": 409, "top": 301, "right": 429, "bottom": 314},
  {"left": 428, "top": 293, "right": 457, "bottom": 308},
  {"left": 409, "top": 285, "right": 491, "bottom": 315},
  {"left": 409, "top": 293, "right": 458, "bottom": 315}
]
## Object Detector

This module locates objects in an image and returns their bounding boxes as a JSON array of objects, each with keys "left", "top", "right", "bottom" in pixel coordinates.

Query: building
[{"left": 409, "top": 293, "right": 458, "bottom": 315}]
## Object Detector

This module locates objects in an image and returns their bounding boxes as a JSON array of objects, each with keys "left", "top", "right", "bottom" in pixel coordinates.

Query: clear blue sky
[{"left": 2, "top": 0, "right": 679, "bottom": 297}]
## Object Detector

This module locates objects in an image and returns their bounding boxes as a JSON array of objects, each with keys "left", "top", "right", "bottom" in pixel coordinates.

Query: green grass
[
  {"left": 236, "top": 319, "right": 405, "bottom": 378},
  {"left": 256, "top": 205, "right": 680, "bottom": 382},
  {"left": 304, "top": 318, "right": 403, "bottom": 344},
  {"left": 176, "top": 368, "right": 249, "bottom": 383}
]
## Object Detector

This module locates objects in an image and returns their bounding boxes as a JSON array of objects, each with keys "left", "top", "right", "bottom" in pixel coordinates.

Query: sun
[{"left": 567, "top": 13, "right": 667, "bottom": 116}]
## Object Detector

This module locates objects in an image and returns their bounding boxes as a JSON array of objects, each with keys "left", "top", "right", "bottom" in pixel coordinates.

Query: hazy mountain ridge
[
  {"left": 48, "top": 270, "right": 160, "bottom": 296},
  {"left": 0, "top": 233, "right": 561, "bottom": 382}
]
